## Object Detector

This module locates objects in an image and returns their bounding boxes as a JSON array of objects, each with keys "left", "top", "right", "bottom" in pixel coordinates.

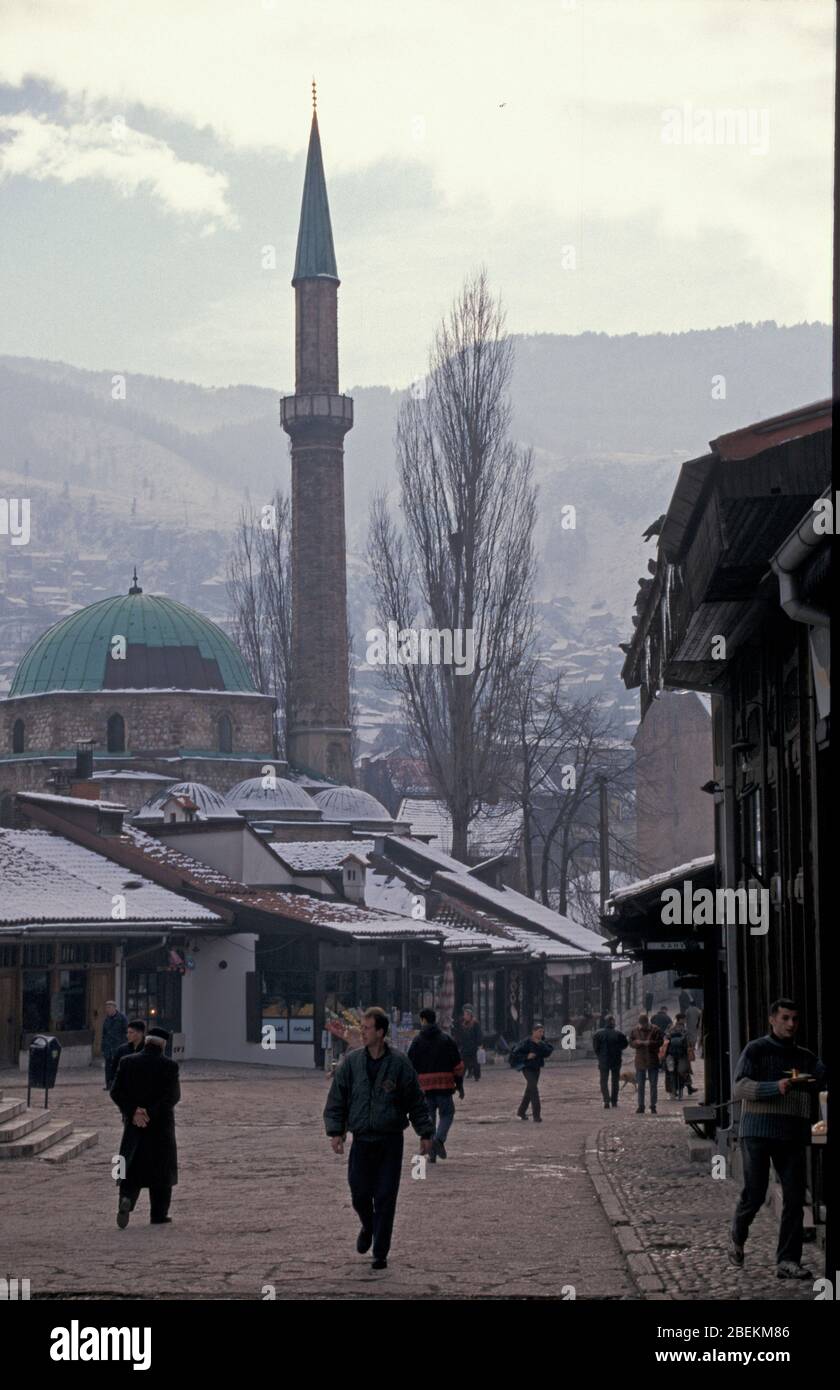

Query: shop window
[
  {"left": 410, "top": 972, "right": 441, "bottom": 1022},
  {"left": 22, "top": 943, "right": 54, "bottom": 967},
  {"left": 218, "top": 714, "right": 233, "bottom": 754},
  {"left": 262, "top": 969, "right": 315, "bottom": 1042},
  {"left": 22, "top": 970, "right": 50, "bottom": 1031},
  {"left": 107, "top": 712, "right": 126, "bottom": 753},
  {"left": 471, "top": 971, "right": 497, "bottom": 1035},
  {"left": 12, "top": 718, "right": 25, "bottom": 754},
  {"left": 52, "top": 969, "right": 86, "bottom": 1031}
]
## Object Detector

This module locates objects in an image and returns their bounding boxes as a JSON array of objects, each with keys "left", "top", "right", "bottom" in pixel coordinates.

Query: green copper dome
[{"left": 10, "top": 587, "right": 257, "bottom": 696}]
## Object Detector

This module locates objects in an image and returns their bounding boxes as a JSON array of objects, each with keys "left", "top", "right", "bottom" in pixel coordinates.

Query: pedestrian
[
  {"left": 407, "top": 1008, "right": 465, "bottom": 1162},
  {"left": 661, "top": 1015, "right": 695, "bottom": 1101},
  {"left": 101, "top": 1001, "right": 128, "bottom": 1090},
  {"left": 678, "top": 988, "right": 692, "bottom": 1015},
  {"left": 593, "top": 1014, "right": 628, "bottom": 1109},
  {"left": 629, "top": 1013, "right": 664, "bottom": 1114},
  {"left": 728, "top": 998, "right": 827, "bottom": 1280},
  {"left": 684, "top": 999, "right": 702, "bottom": 1049},
  {"left": 110, "top": 1019, "right": 146, "bottom": 1088},
  {"left": 324, "top": 1006, "right": 434, "bottom": 1271},
  {"left": 453, "top": 1005, "right": 483, "bottom": 1082},
  {"left": 513, "top": 1023, "right": 554, "bottom": 1122},
  {"left": 650, "top": 1003, "right": 673, "bottom": 1035},
  {"left": 644, "top": 989, "right": 654, "bottom": 1015},
  {"left": 110, "top": 1026, "right": 180, "bottom": 1228}
]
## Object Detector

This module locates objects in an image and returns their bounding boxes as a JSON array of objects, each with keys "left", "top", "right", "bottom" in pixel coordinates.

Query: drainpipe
[{"left": 769, "top": 490, "right": 830, "bottom": 627}]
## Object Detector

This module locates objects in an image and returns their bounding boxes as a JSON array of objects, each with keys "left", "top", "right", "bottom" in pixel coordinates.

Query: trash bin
[{"left": 27, "top": 1034, "right": 62, "bottom": 1108}]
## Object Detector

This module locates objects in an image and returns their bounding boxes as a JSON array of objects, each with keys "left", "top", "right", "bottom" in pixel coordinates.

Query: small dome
[
  {"left": 226, "top": 777, "right": 320, "bottom": 817},
  {"left": 312, "top": 785, "right": 392, "bottom": 823},
  {"left": 133, "top": 781, "right": 237, "bottom": 822}
]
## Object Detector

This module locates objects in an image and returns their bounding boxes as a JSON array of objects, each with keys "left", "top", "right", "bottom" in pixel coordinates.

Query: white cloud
[{"left": 0, "top": 113, "right": 239, "bottom": 229}]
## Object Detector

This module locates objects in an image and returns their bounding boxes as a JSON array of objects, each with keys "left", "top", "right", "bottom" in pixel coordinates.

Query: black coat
[
  {"left": 102, "top": 1011, "right": 128, "bottom": 1056},
  {"left": 593, "top": 1026, "right": 628, "bottom": 1067},
  {"left": 110, "top": 1046, "right": 180, "bottom": 1188}
]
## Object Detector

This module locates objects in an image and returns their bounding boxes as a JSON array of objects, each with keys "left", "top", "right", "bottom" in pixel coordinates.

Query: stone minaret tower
[{"left": 281, "top": 92, "right": 354, "bottom": 784}]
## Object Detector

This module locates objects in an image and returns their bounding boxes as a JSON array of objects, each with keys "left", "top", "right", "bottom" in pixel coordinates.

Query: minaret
[{"left": 281, "top": 87, "right": 354, "bottom": 784}]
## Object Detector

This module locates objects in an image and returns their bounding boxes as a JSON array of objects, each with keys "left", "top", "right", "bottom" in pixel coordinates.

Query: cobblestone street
[{"left": 0, "top": 1057, "right": 823, "bottom": 1301}]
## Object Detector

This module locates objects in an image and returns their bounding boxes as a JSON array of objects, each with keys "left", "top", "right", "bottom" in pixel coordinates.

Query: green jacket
[{"left": 324, "top": 1044, "right": 435, "bottom": 1140}]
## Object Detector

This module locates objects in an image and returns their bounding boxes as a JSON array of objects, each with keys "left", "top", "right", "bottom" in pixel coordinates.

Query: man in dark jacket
[
  {"left": 324, "top": 1006, "right": 434, "bottom": 1270},
  {"left": 728, "top": 999, "right": 826, "bottom": 1279},
  {"left": 650, "top": 1004, "right": 673, "bottom": 1035},
  {"left": 101, "top": 1001, "right": 128, "bottom": 1090},
  {"left": 453, "top": 1005, "right": 483, "bottom": 1081},
  {"left": 513, "top": 1023, "right": 554, "bottom": 1122},
  {"left": 407, "top": 1008, "right": 464, "bottom": 1161},
  {"left": 593, "top": 1015, "right": 628, "bottom": 1108},
  {"left": 110, "top": 1026, "right": 180, "bottom": 1227},
  {"left": 110, "top": 1019, "right": 146, "bottom": 1088}
]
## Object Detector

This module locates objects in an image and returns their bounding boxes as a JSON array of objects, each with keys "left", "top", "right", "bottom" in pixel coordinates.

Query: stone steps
[
  {"left": 0, "top": 1107, "right": 55, "bottom": 1144},
  {"left": 0, "top": 1117, "right": 74, "bottom": 1158},
  {"left": 40, "top": 1130, "right": 99, "bottom": 1164},
  {"left": 0, "top": 1097, "right": 27, "bottom": 1127}
]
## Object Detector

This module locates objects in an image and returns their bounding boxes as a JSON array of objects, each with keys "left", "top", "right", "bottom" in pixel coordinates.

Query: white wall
[{"left": 181, "top": 933, "right": 315, "bottom": 1069}]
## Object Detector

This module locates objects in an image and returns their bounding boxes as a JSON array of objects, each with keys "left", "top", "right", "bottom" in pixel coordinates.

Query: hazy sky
[{"left": 0, "top": 0, "right": 834, "bottom": 390}]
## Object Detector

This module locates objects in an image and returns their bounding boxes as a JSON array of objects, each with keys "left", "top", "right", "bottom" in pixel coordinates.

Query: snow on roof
[
  {"left": 268, "top": 840, "right": 374, "bottom": 873},
  {"left": 0, "top": 829, "right": 222, "bottom": 926},
  {"left": 18, "top": 790, "right": 127, "bottom": 811},
  {"left": 397, "top": 798, "right": 522, "bottom": 856},
  {"left": 384, "top": 836, "right": 609, "bottom": 955},
  {"left": 606, "top": 855, "right": 716, "bottom": 908}
]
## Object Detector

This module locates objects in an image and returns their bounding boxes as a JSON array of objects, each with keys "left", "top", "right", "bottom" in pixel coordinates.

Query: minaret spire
[{"left": 281, "top": 96, "right": 354, "bottom": 784}]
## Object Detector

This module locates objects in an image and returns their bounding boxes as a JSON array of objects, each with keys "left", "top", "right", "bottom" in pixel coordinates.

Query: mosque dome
[
  {"left": 226, "top": 777, "right": 321, "bottom": 819},
  {"left": 312, "top": 785, "right": 392, "bottom": 824},
  {"left": 9, "top": 581, "right": 256, "bottom": 696},
  {"left": 133, "top": 781, "right": 238, "bottom": 822}
]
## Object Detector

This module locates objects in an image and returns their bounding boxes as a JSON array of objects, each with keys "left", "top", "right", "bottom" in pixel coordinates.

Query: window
[
  {"left": 410, "top": 972, "right": 441, "bottom": 1022},
  {"left": 22, "top": 970, "right": 50, "bottom": 1031},
  {"left": 261, "top": 969, "right": 315, "bottom": 1042},
  {"left": 12, "top": 718, "right": 24, "bottom": 754},
  {"left": 53, "top": 969, "right": 86, "bottom": 1030},
  {"left": 0, "top": 945, "right": 18, "bottom": 967},
  {"left": 107, "top": 712, "right": 126, "bottom": 753},
  {"left": 22, "top": 944, "right": 54, "bottom": 967},
  {"left": 218, "top": 714, "right": 233, "bottom": 754},
  {"left": 471, "top": 970, "right": 497, "bottom": 1035}
]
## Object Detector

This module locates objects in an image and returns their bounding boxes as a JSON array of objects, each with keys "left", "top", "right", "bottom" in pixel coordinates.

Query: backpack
[{"left": 508, "top": 1042, "right": 526, "bottom": 1071}]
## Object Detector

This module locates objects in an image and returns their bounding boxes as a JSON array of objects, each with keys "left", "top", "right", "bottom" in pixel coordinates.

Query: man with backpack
[{"left": 511, "top": 1023, "right": 554, "bottom": 1122}]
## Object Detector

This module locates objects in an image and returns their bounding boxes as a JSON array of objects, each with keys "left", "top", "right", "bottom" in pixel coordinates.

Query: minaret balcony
[{"left": 280, "top": 393, "right": 353, "bottom": 435}]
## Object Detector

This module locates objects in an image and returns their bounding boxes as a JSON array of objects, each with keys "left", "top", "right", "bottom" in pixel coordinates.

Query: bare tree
[
  {"left": 226, "top": 490, "right": 292, "bottom": 759},
  {"left": 367, "top": 270, "right": 536, "bottom": 859},
  {"left": 499, "top": 664, "right": 641, "bottom": 912}
]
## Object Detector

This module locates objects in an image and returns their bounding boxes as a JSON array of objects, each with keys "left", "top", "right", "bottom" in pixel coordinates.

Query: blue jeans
[
  {"left": 636, "top": 1066, "right": 659, "bottom": 1110},
  {"left": 425, "top": 1090, "right": 455, "bottom": 1144}
]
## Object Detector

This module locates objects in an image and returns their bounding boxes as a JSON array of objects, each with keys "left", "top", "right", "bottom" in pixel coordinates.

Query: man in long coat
[{"left": 110, "top": 1026, "right": 180, "bottom": 1227}]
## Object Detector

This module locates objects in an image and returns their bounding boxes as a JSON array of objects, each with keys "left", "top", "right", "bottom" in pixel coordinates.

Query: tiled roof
[
  {"left": 398, "top": 798, "right": 523, "bottom": 856},
  {"left": 0, "top": 829, "right": 222, "bottom": 927},
  {"left": 269, "top": 839, "right": 375, "bottom": 873}
]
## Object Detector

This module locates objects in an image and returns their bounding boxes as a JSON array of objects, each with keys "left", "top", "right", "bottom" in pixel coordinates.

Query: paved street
[{"left": 0, "top": 1056, "right": 822, "bottom": 1301}]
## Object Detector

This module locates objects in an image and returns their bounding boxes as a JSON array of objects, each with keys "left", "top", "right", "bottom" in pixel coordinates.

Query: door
[
  {"left": 88, "top": 968, "right": 115, "bottom": 1057},
  {"left": 0, "top": 973, "right": 18, "bottom": 1066}
]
